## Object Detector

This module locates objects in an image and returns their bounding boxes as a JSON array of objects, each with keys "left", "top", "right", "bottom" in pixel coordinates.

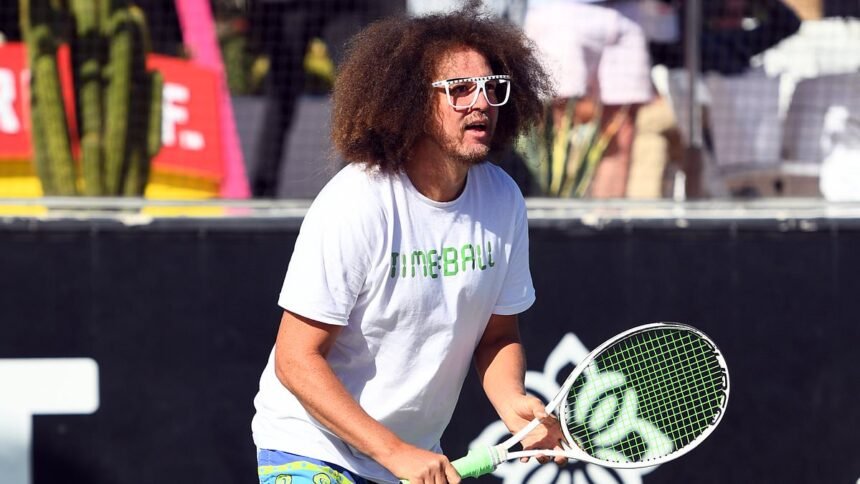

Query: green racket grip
[
  {"left": 451, "top": 447, "right": 499, "bottom": 479},
  {"left": 398, "top": 447, "right": 500, "bottom": 483}
]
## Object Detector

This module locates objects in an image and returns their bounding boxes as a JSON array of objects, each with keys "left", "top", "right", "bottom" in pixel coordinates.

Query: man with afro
[{"left": 252, "top": 3, "right": 563, "bottom": 483}]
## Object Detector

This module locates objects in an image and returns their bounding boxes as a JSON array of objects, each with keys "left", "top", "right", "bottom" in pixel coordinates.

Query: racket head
[{"left": 556, "top": 322, "right": 729, "bottom": 468}]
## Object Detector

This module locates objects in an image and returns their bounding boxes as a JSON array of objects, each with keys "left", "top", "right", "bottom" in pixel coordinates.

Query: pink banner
[{"left": 174, "top": 0, "right": 250, "bottom": 198}]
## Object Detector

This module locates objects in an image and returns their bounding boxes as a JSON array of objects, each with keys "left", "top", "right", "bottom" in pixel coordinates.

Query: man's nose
[{"left": 471, "top": 85, "right": 491, "bottom": 111}]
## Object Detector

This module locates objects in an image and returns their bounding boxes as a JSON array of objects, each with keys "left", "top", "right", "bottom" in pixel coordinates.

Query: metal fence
[{"left": 1, "top": 0, "right": 859, "bottom": 200}]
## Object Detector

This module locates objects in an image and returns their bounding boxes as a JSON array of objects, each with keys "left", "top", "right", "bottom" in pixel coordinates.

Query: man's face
[{"left": 427, "top": 47, "right": 499, "bottom": 166}]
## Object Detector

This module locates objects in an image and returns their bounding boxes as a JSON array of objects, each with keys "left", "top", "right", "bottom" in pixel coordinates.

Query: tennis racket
[{"left": 446, "top": 322, "right": 729, "bottom": 479}]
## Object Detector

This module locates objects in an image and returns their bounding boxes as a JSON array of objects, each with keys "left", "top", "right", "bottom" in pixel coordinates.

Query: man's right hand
[{"left": 382, "top": 443, "right": 461, "bottom": 484}]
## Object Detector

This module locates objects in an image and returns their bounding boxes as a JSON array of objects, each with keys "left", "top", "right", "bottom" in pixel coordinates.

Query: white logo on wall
[
  {"left": 0, "top": 359, "right": 99, "bottom": 484},
  {"left": 0, "top": 68, "right": 21, "bottom": 134},
  {"left": 162, "top": 83, "right": 205, "bottom": 151},
  {"left": 469, "top": 334, "right": 663, "bottom": 484}
]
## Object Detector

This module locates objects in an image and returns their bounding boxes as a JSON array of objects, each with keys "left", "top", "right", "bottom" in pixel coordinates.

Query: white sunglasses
[{"left": 431, "top": 75, "right": 512, "bottom": 110}]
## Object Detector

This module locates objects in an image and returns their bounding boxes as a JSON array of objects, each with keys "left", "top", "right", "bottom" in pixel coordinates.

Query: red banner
[
  {"left": 147, "top": 54, "right": 224, "bottom": 180},
  {"left": 0, "top": 43, "right": 33, "bottom": 159},
  {"left": 0, "top": 43, "right": 79, "bottom": 162},
  {"left": 0, "top": 44, "right": 224, "bottom": 182}
]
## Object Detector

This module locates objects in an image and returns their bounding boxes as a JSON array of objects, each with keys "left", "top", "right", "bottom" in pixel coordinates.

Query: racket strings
[
  {"left": 619, "top": 330, "right": 722, "bottom": 448},
  {"left": 610, "top": 331, "right": 724, "bottom": 447},
  {"left": 565, "top": 328, "right": 727, "bottom": 464},
  {"left": 630, "top": 332, "right": 725, "bottom": 436}
]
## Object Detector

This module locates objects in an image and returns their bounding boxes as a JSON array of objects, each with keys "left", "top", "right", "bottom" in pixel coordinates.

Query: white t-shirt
[{"left": 252, "top": 162, "right": 535, "bottom": 483}]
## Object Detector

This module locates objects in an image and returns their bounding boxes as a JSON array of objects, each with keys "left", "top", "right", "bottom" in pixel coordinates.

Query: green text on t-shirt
[{"left": 390, "top": 241, "right": 496, "bottom": 279}]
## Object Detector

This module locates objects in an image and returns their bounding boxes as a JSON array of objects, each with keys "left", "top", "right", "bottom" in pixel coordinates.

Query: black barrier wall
[{"left": 1, "top": 206, "right": 858, "bottom": 484}]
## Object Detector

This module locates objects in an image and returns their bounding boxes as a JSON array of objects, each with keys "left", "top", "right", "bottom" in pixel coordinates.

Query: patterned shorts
[{"left": 257, "top": 449, "right": 373, "bottom": 484}]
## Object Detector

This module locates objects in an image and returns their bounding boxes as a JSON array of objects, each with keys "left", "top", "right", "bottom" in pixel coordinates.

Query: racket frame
[{"left": 486, "top": 322, "right": 730, "bottom": 469}]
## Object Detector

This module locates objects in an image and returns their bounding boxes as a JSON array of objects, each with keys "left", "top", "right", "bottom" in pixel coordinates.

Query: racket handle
[
  {"left": 398, "top": 447, "right": 500, "bottom": 483},
  {"left": 451, "top": 447, "right": 500, "bottom": 479}
]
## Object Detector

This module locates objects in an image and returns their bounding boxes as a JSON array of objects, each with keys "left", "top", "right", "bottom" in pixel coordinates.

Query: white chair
[
  {"left": 781, "top": 73, "right": 860, "bottom": 200},
  {"left": 782, "top": 72, "right": 860, "bottom": 173},
  {"left": 704, "top": 69, "right": 783, "bottom": 173},
  {"left": 663, "top": 67, "right": 826, "bottom": 197}
]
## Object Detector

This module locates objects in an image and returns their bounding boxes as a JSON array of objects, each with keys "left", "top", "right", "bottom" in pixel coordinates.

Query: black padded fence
[{"left": 0, "top": 201, "right": 858, "bottom": 484}]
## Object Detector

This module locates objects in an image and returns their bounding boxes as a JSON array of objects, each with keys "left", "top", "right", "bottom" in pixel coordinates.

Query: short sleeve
[
  {"left": 493, "top": 192, "right": 535, "bottom": 315},
  {"left": 278, "top": 173, "right": 378, "bottom": 326}
]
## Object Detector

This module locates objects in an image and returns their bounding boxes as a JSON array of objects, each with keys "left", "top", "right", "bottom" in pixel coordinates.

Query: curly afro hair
[{"left": 330, "top": 0, "right": 553, "bottom": 173}]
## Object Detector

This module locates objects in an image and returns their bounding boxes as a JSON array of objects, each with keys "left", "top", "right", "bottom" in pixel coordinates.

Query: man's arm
[
  {"left": 473, "top": 313, "right": 566, "bottom": 465},
  {"left": 274, "top": 310, "right": 461, "bottom": 484}
]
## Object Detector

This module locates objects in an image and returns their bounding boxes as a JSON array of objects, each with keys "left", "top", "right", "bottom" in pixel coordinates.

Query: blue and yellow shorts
[{"left": 257, "top": 449, "right": 373, "bottom": 484}]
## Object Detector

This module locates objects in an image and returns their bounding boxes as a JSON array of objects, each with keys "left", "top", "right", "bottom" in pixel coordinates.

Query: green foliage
[
  {"left": 220, "top": 23, "right": 249, "bottom": 94},
  {"left": 517, "top": 100, "right": 626, "bottom": 198},
  {"left": 217, "top": 15, "right": 267, "bottom": 96},
  {"left": 19, "top": 0, "right": 163, "bottom": 196}
]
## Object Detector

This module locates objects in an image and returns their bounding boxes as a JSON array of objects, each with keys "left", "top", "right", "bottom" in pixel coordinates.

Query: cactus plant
[
  {"left": 70, "top": 0, "right": 105, "bottom": 195},
  {"left": 122, "top": 5, "right": 160, "bottom": 196},
  {"left": 20, "top": 0, "right": 163, "bottom": 196},
  {"left": 21, "top": 0, "right": 78, "bottom": 195},
  {"left": 102, "top": 5, "right": 133, "bottom": 195}
]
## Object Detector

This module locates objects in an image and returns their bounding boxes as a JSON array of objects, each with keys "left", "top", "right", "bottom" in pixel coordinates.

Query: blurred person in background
[
  {"left": 524, "top": 0, "right": 656, "bottom": 198},
  {"left": 650, "top": 0, "right": 802, "bottom": 76},
  {"left": 408, "top": 0, "right": 529, "bottom": 24},
  {"left": 250, "top": 3, "right": 565, "bottom": 484},
  {"left": 648, "top": 0, "right": 801, "bottom": 197},
  {"left": 247, "top": 0, "right": 404, "bottom": 198}
]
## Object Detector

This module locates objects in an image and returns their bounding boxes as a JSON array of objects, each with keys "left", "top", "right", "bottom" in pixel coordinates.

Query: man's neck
[{"left": 406, "top": 141, "right": 471, "bottom": 203}]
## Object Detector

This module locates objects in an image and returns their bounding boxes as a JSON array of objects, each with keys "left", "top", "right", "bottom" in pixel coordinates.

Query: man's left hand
[{"left": 501, "top": 394, "right": 568, "bottom": 466}]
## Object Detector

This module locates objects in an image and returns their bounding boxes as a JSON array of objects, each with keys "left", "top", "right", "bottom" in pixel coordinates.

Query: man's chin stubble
[
  {"left": 451, "top": 152, "right": 484, "bottom": 166},
  {"left": 451, "top": 143, "right": 491, "bottom": 166}
]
